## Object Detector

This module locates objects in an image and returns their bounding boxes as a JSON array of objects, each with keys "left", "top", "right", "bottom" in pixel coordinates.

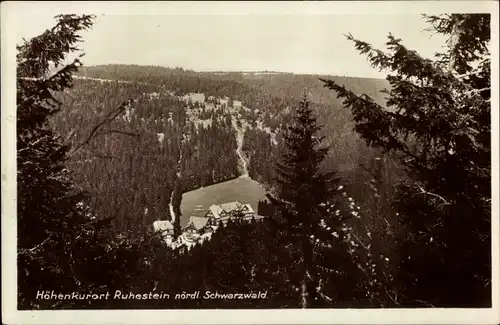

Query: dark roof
[{"left": 184, "top": 216, "right": 209, "bottom": 230}]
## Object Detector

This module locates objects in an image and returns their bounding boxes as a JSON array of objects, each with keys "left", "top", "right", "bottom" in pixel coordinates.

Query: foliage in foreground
[
  {"left": 322, "top": 13, "right": 491, "bottom": 307},
  {"left": 17, "top": 13, "right": 492, "bottom": 309}
]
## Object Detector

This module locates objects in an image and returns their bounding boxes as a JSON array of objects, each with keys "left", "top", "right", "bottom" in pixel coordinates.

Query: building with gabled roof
[
  {"left": 183, "top": 216, "right": 212, "bottom": 234},
  {"left": 153, "top": 220, "right": 174, "bottom": 235},
  {"left": 204, "top": 201, "right": 255, "bottom": 225},
  {"left": 152, "top": 220, "right": 174, "bottom": 245}
]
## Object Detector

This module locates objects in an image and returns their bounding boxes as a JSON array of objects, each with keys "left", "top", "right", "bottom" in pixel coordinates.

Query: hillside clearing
[{"left": 180, "top": 177, "right": 267, "bottom": 228}]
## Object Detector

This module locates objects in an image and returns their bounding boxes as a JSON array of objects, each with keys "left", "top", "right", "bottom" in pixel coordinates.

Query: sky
[{"left": 10, "top": 3, "right": 454, "bottom": 79}]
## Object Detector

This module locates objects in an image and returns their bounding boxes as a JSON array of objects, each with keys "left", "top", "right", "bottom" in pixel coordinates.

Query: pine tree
[
  {"left": 16, "top": 14, "right": 160, "bottom": 310},
  {"left": 17, "top": 14, "right": 98, "bottom": 308},
  {"left": 321, "top": 14, "right": 491, "bottom": 307},
  {"left": 267, "top": 94, "right": 341, "bottom": 307}
]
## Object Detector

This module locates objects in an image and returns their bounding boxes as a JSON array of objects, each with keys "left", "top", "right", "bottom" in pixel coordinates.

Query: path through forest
[
  {"left": 168, "top": 129, "right": 188, "bottom": 225},
  {"left": 231, "top": 116, "right": 249, "bottom": 178}
]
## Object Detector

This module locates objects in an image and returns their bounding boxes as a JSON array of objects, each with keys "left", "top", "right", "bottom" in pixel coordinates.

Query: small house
[
  {"left": 153, "top": 220, "right": 174, "bottom": 245},
  {"left": 233, "top": 100, "right": 242, "bottom": 109},
  {"left": 183, "top": 216, "right": 210, "bottom": 234},
  {"left": 219, "top": 97, "right": 229, "bottom": 107}
]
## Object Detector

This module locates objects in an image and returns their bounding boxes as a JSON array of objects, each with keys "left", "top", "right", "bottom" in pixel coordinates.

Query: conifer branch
[
  {"left": 385, "top": 286, "right": 400, "bottom": 306},
  {"left": 68, "top": 100, "right": 133, "bottom": 157},
  {"left": 415, "top": 184, "right": 451, "bottom": 205},
  {"left": 95, "top": 129, "right": 140, "bottom": 138},
  {"left": 19, "top": 233, "right": 56, "bottom": 255}
]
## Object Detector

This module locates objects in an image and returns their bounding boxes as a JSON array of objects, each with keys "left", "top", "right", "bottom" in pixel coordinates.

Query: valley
[
  {"left": 15, "top": 12, "right": 492, "bottom": 311},
  {"left": 54, "top": 65, "right": 394, "bottom": 245},
  {"left": 58, "top": 69, "right": 288, "bottom": 247}
]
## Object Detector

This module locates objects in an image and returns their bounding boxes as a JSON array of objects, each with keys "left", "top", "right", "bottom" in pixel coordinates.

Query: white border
[
  {"left": 1, "top": 0, "right": 500, "bottom": 15},
  {"left": 2, "top": 1, "right": 499, "bottom": 324}
]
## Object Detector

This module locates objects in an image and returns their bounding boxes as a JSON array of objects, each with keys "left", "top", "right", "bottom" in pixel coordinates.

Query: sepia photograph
[{"left": 1, "top": 1, "right": 499, "bottom": 324}]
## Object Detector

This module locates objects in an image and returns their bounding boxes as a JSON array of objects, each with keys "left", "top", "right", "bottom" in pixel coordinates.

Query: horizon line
[{"left": 80, "top": 63, "right": 388, "bottom": 80}]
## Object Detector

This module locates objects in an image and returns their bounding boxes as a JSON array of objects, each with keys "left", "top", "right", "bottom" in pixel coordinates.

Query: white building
[
  {"left": 233, "top": 100, "right": 242, "bottom": 109},
  {"left": 204, "top": 201, "right": 256, "bottom": 226},
  {"left": 153, "top": 220, "right": 174, "bottom": 245},
  {"left": 182, "top": 93, "right": 205, "bottom": 104}
]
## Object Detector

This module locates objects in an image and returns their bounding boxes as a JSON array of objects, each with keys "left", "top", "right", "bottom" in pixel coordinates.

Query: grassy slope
[{"left": 180, "top": 177, "right": 267, "bottom": 228}]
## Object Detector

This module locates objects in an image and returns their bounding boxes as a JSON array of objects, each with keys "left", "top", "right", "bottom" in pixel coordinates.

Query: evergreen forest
[{"left": 16, "top": 13, "right": 492, "bottom": 309}]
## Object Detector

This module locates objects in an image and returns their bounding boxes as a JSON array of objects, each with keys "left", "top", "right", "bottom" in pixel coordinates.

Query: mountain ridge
[{"left": 81, "top": 64, "right": 388, "bottom": 81}]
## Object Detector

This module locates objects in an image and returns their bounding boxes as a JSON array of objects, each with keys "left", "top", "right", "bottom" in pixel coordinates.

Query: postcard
[{"left": 2, "top": 1, "right": 499, "bottom": 324}]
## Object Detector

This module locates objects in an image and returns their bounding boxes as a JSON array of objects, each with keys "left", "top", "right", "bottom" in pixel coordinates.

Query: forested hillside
[
  {"left": 70, "top": 64, "right": 399, "bottom": 234},
  {"left": 51, "top": 77, "right": 241, "bottom": 232},
  {"left": 76, "top": 64, "right": 392, "bottom": 182},
  {"left": 27, "top": 61, "right": 409, "bottom": 308},
  {"left": 16, "top": 13, "right": 492, "bottom": 311}
]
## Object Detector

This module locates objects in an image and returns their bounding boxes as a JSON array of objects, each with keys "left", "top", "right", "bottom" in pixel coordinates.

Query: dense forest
[
  {"left": 16, "top": 13, "right": 492, "bottom": 310},
  {"left": 76, "top": 62, "right": 394, "bottom": 217},
  {"left": 50, "top": 77, "right": 241, "bottom": 232}
]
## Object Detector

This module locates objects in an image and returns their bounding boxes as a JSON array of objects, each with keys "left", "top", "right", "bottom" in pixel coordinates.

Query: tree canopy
[{"left": 321, "top": 13, "right": 491, "bottom": 307}]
